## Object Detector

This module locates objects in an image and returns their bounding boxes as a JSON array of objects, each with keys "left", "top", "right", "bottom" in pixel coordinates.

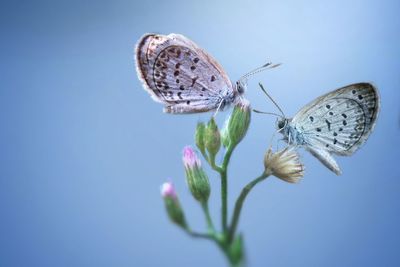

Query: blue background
[{"left": 1, "top": 0, "right": 399, "bottom": 266}]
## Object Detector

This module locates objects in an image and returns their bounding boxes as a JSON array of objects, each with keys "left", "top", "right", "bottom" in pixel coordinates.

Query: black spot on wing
[
  {"left": 325, "top": 119, "right": 331, "bottom": 131},
  {"left": 191, "top": 76, "right": 198, "bottom": 87}
]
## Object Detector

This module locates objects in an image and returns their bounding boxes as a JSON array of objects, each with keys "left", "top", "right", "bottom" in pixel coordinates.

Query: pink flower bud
[
  {"left": 160, "top": 181, "right": 187, "bottom": 228},
  {"left": 182, "top": 146, "right": 210, "bottom": 203},
  {"left": 160, "top": 182, "right": 176, "bottom": 198},
  {"left": 182, "top": 146, "right": 201, "bottom": 169}
]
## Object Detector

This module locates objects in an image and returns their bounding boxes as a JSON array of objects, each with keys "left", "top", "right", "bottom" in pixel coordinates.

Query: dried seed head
[{"left": 264, "top": 147, "right": 304, "bottom": 183}]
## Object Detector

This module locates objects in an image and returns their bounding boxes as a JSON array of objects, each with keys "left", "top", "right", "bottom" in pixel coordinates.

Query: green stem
[
  {"left": 220, "top": 145, "right": 235, "bottom": 232},
  {"left": 228, "top": 173, "right": 269, "bottom": 242},
  {"left": 209, "top": 153, "right": 223, "bottom": 173},
  {"left": 186, "top": 229, "right": 216, "bottom": 241},
  {"left": 222, "top": 145, "right": 235, "bottom": 169},
  {"left": 220, "top": 169, "right": 228, "bottom": 232},
  {"left": 187, "top": 227, "right": 241, "bottom": 267},
  {"left": 201, "top": 202, "right": 216, "bottom": 233}
]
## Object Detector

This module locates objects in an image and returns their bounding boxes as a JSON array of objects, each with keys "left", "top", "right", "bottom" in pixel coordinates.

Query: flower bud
[
  {"left": 161, "top": 182, "right": 187, "bottom": 228},
  {"left": 195, "top": 122, "right": 206, "bottom": 154},
  {"left": 204, "top": 118, "right": 221, "bottom": 157},
  {"left": 227, "top": 234, "right": 245, "bottom": 266},
  {"left": 224, "top": 99, "right": 251, "bottom": 147},
  {"left": 220, "top": 120, "right": 230, "bottom": 148},
  {"left": 264, "top": 147, "right": 304, "bottom": 183},
  {"left": 182, "top": 146, "right": 211, "bottom": 203}
]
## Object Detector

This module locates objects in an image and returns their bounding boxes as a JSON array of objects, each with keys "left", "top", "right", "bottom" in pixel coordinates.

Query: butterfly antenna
[
  {"left": 239, "top": 62, "right": 282, "bottom": 81},
  {"left": 258, "top": 83, "right": 286, "bottom": 118},
  {"left": 253, "top": 109, "right": 284, "bottom": 118}
]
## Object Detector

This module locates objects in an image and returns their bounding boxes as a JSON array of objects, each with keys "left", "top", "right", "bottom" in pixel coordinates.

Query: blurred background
[{"left": 1, "top": 0, "right": 399, "bottom": 266}]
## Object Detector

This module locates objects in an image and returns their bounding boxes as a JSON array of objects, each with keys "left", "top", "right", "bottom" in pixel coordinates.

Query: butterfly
[
  {"left": 135, "top": 33, "right": 276, "bottom": 114},
  {"left": 257, "top": 82, "right": 380, "bottom": 175}
]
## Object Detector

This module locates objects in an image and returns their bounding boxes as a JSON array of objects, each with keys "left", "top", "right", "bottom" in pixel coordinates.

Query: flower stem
[
  {"left": 220, "top": 144, "right": 235, "bottom": 232},
  {"left": 186, "top": 228, "right": 216, "bottom": 241},
  {"left": 209, "top": 153, "right": 223, "bottom": 173},
  {"left": 201, "top": 202, "right": 216, "bottom": 233},
  {"left": 228, "top": 173, "right": 269, "bottom": 242},
  {"left": 220, "top": 169, "right": 228, "bottom": 232}
]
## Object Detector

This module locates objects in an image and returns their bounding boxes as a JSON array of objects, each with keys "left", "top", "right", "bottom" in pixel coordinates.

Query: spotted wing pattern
[
  {"left": 135, "top": 33, "right": 234, "bottom": 113},
  {"left": 292, "top": 83, "right": 380, "bottom": 156}
]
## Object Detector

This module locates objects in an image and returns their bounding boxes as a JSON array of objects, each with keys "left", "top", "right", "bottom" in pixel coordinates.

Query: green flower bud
[
  {"left": 227, "top": 234, "right": 245, "bottom": 266},
  {"left": 183, "top": 146, "right": 211, "bottom": 203},
  {"left": 225, "top": 100, "right": 251, "bottom": 147},
  {"left": 220, "top": 119, "right": 230, "bottom": 148},
  {"left": 161, "top": 182, "right": 187, "bottom": 228},
  {"left": 204, "top": 117, "right": 221, "bottom": 157},
  {"left": 195, "top": 122, "right": 206, "bottom": 154}
]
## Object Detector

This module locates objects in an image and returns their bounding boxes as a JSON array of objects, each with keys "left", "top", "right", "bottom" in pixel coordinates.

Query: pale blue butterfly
[{"left": 256, "top": 83, "right": 380, "bottom": 175}]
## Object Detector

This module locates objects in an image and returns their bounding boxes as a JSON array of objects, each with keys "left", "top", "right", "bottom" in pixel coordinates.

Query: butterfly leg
[
  {"left": 277, "top": 138, "right": 288, "bottom": 150},
  {"left": 213, "top": 98, "right": 225, "bottom": 117}
]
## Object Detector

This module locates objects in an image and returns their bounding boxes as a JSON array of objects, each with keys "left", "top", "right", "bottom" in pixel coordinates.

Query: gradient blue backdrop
[{"left": 1, "top": 0, "right": 399, "bottom": 266}]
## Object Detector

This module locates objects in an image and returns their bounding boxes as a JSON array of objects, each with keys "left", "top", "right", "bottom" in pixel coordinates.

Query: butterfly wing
[
  {"left": 292, "top": 83, "right": 380, "bottom": 156},
  {"left": 306, "top": 146, "right": 342, "bottom": 175},
  {"left": 135, "top": 33, "right": 234, "bottom": 113}
]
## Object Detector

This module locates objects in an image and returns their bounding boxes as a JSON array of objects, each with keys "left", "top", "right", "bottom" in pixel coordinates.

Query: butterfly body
[
  {"left": 277, "top": 83, "right": 380, "bottom": 175},
  {"left": 279, "top": 119, "right": 307, "bottom": 145},
  {"left": 135, "top": 33, "right": 245, "bottom": 114}
]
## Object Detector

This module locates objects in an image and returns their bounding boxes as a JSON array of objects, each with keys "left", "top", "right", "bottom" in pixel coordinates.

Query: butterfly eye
[
  {"left": 277, "top": 120, "right": 286, "bottom": 129},
  {"left": 236, "top": 81, "right": 244, "bottom": 94}
]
